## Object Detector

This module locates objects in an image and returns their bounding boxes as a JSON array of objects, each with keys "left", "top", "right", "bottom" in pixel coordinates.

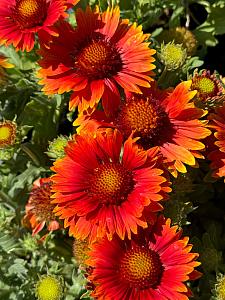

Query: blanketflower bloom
[
  {"left": 87, "top": 216, "right": 201, "bottom": 300},
  {"left": 0, "top": 120, "right": 17, "bottom": 148},
  {"left": 0, "top": 0, "right": 80, "bottom": 52},
  {"left": 75, "top": 81, "right": 211, "bottom": 177},
  {"left": 51, "top": 129, "right": 169, "bottom": 243},
  {"left": 208, "top": 104, "right": 225, "bottom": 181},
  {"left": 38, "top": 6, "right": 156, "bottom": 114},
  {"left": 191, "top": 70, "right": 224, "bottom": 108},
  {"left": 24, "top": 178, "right": 60, "bottom": 235}
]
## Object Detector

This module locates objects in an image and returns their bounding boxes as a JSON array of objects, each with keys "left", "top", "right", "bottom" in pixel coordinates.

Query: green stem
[{"left": 157, "top": 66, "right": 168, "bottom": 87}]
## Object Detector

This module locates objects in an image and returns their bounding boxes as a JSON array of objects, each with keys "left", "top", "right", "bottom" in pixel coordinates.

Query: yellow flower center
[
  {"left": 120, "top": 246, "right": 163, "bottom": 289},
  {"left": 0, "top": 126, "right": 11, "bottom": 140},
  {"left": 76, "top": 39, "right": 122, "bottom": 79},
  {"left": 18, "top": 0, "right": 39, "bottom": 18},
  {"left": 89, "top": 163, "right": 134, "bottom": 205},
  {"left": 160, "top": 42, "right": 186, "bottom": 70},
  {"left": 195, "top": 77, "right": 215, "bottom": 95},
  {"left": 0, "top": 121, "right": 16, "bottom": 148},
  {"left": 36, "top": 275, "right": 63, "bottom": 300}
]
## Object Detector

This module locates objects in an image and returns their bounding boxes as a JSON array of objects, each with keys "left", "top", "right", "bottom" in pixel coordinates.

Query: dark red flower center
[
  {"left": 30, "top": 182, "right": 55, "bottom": 221},
  {"left": 116, "top": 96, "right": 171, "bottom": 148},
  {"left": 120, "top": 246, "right": 163, "bottom": 289},
  {"left": 12, "top": 0, "right": 47, "bottom": 29},
  {"left": 89, "top": 163, "right": 134, "bottom": 205},
  {"left": 76, "top": 38, "right": 122, "bottom": 79}
]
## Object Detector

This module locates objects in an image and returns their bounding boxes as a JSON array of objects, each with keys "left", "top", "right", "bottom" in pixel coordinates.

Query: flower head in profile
[
  {"left": 191, "top": 69, "right": 224, "bottom": 108},
  {"left": 0, "top": 120, "right": 17, "bottom": 148},
  {"left": 75, "top": 81, "right": 211, "bottom": 177},
  {"left": 208, "top": 104, "right": 225, "bottom": 181},
  {"left": 24, "top": 178, "right": 60, "bottom": 235},
  {"left": 87, "top": 216, "right": 201, "bottom": 300},
  {"left": 51, "top": 129, "right": 169, "bottom": 243},
  {"left": 38, "top": 6, "right": 156, "bottom": 115},
  {"left": 0, "top": 0, "right": 80, "bottom": 52}
]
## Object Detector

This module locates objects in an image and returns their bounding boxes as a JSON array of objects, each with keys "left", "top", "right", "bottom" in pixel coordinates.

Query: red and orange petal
[
  {"left": 0, "top": 0, "right": 77, "bottom": 52},
  {"left": 24, "top": 177, "right": 60, "bottom": 235},
  {"left": 74, "top": 80, "right": 211, "bottom": 177},
  {"left": 37, "top": 6, "right": 156, "bottom": 115},
  {"left": 0, "top": 120, "right": 16, "bottom": 148},
  {"left": 51, "top": 129, "right": 168, "bottom": 243},
  {"left": 87, "top": 215, "right": 200, "bottom": 300}
]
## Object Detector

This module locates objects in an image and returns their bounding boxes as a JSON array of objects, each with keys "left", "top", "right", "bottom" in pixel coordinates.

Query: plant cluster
[{"left": 1, "top": 0, "right": 225, "bottom": 299}]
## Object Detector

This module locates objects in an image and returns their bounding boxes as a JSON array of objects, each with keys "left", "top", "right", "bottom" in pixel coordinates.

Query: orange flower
[
  {"left": 0, "top": 0, "right": 80, "bottom": 52},
  {"left": 208, "top": 104, "right": 225, "bottom": 181},
  {"left": 51, "top": 129, "right": 169, "bottom": 243},
  {"left": 75, "top": 81, "right": 211, "bottom": 177},
  {"left": 37, "top": 6, "right": 155, "bottom": 115},
  {"left": 87, "top": 216, "right": 201, "bottom": 300},
  {"left": 24, "top": 178, "right": 60, "bottom": 235}
]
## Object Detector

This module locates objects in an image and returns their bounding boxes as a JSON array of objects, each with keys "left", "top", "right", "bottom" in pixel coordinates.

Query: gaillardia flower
[
  {"left": 191, "top": 69, "right": 224, "bottom": 108},
  {"left": 0, "top": 0, "right": 80, "bottom": 52},
  {"left": 87, "top": 216, "right": 201, "bottom": 300},
  {"left": 0, "top": 120, "right": 17, "bottom": 148},
  {"left": 38, "top": 6, "right": 156, "bottom": 114},
  {"left": 208, "top": 104, "right": 225, "bottom": 181},
  {"left": 24, "top": 178, "right": 60, "bottom": 235},
  {"left": 51, "top": 129, "right": 168, "bottom": 243},
  {"left": 75, "top": 81, "right": 211, "bottom": 177},
  {"left": 35, "top": 274, "right": 64, "bottom": 300}
]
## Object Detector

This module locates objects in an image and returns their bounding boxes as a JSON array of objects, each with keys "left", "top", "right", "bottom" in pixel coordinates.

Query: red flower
[
  {"left": 87, "top": 216, "right": 201, "bottom": 300},
  {"left": 24, "top": 178, "right": 60, "bottom": 235},
  {"left": 75, "top": 81, "right": 211, "bottom": 177},
  {"left": 0, "top": 0, "right": 80, "bottom": 52},
  {"left": 37, "top": 6, "right": 156, "bottom": 115},
  {"left": 51, "top": 129, "right": 169, "bottom": 243},
  {"left": 208, "top": 104, "right": 225, "bottom": 181}
]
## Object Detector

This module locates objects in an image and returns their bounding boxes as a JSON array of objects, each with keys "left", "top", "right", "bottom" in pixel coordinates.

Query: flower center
[
  {"left": 120, "top": 246, "right": 163, "bottom": 289},
  {"left": 76, "top": 38, "right": 122, "bottom": 79},
  {"left": 36, "top": 275, "right": 63, "bottom": 300},
  {"left": 30, "top": 182, "right": 55, "bottom": 222},
  {"left": 12, "top": 0, "right": 47, "bottom": 29},
  {"left": 0, "top": 121, "right": 16, "bottom": 148},
  {"left": 193, "top": 77, "right": 215, "bottom": 95},
  {"left": 89, "top": 163, "right": 134, "bottom": 205},
  {"left": 116, "top": 97, "right": 170, "bottom": 148}
]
